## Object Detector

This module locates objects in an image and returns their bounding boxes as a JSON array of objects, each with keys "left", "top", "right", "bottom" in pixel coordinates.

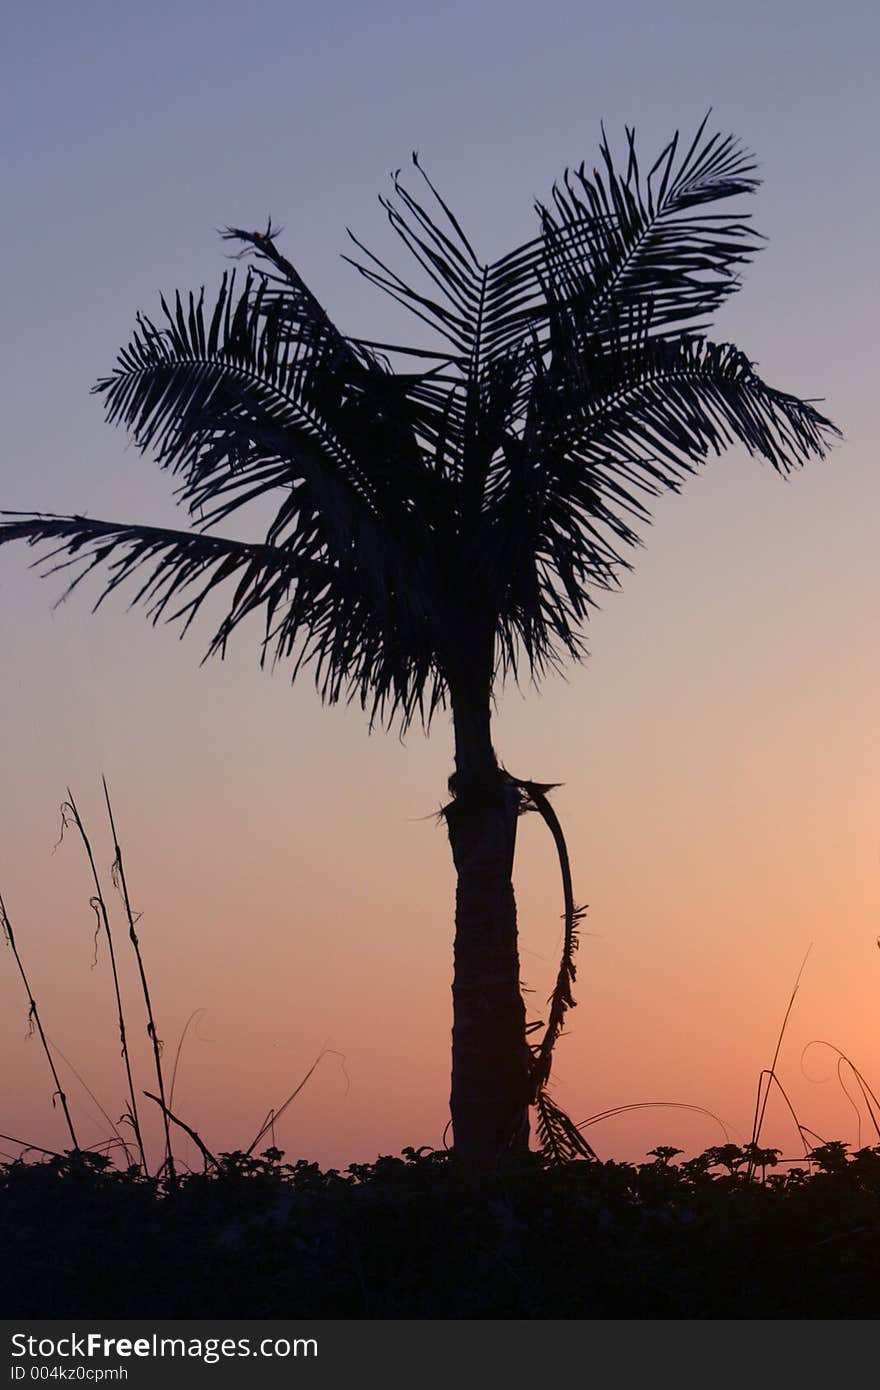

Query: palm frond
[
  {"left": 554, "top": 335, "right": 839, "bottom": 490},
  {"left": 0, "top": 510, "right": 330, "bottom": 635},
  {"left": 476, "top": 331, "right": 839, "bottom": 690},
  {"left": 0, "top": 511, "right": 445, "bottom": 729},
  {"left": 94, "top": 268, "right": 444, "bottom": 563},
  {"left": 537, "top": 114, "right": 762, "bottom": 353},
  {"left": 342, "top": 158, "right": 554, "bottom": 486}
]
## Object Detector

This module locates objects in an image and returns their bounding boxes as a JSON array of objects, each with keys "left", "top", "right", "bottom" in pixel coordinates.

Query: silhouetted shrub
[{"left": 4, "top": 1140, "right": 880, "bottom": 1317}]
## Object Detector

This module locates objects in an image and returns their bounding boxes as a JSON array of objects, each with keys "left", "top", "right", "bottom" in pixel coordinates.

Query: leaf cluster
[{"left": 0, "top": 118, "right": 839, "bottom": 730}]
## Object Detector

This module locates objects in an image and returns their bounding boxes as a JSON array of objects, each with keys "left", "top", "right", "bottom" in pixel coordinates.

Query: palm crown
[{"left": 1, "top": 118, "right": 837, "bottom": 734}]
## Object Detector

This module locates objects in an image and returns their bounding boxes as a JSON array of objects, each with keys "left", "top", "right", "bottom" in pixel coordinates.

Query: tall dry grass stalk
[
  {"left": 60, "top": 789, "right": 146, "bottom": 1172},
  {"left": 101, "top": 775, "right": 175, "bottom": 1180},
  {"left": 747, "top": 945, "right": 814, "bottom": 1178},
  {"left": 0, "top": 891, "right": 79, "bottom": 1151},
  {"left": 2, "top": 782, "right": 177, "bottom": 1175}
]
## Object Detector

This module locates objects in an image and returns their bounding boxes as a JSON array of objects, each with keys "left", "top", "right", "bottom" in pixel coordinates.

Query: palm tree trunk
[{"left": 444, "top": 697, "right": 531, "bottom": 1164}]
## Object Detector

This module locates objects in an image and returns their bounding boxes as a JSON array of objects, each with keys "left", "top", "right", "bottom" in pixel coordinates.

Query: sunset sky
[{"left": 1, "top": 0, "right": 877, "bottom": 1175}]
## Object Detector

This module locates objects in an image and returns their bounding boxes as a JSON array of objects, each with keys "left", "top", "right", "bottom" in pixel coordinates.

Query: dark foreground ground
[{"left": 3, "top": 1141, "right": 879, "bottom": 1318}]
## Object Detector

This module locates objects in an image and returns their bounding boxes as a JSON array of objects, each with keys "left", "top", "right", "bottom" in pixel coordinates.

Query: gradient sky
[{"left": 1, "top": 0, "right": 878, "bottom": 1174}]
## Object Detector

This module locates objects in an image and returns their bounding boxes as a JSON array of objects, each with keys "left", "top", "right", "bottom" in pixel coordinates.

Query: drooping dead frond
[
  {"left": 507, "top": 773, "right": 595, "bottom": 1162},
  {"left": 534, "top": 1088, "right": 596, "bottom": 1164}
]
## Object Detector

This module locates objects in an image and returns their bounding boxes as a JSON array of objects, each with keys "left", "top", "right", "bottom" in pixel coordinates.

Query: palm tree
[{"left": 1, "top": 118, "right": 838, "bottom": 1165}]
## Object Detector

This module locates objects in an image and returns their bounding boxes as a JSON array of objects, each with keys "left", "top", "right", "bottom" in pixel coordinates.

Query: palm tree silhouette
[{"left": 1, "top": 118, "right": 838, "bottom": 1164}]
